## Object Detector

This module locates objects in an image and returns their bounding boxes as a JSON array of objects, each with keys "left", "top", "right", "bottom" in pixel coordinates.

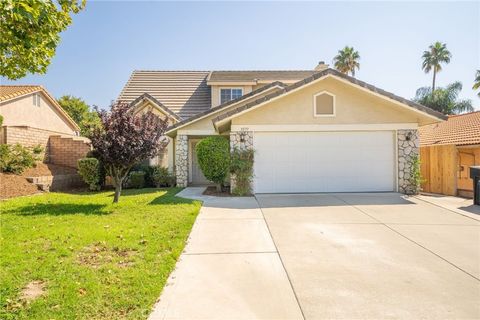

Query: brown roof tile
[
  {"left": 208, "top": 70, "right": 317, "bottom": 82},
  {"left": 118, "top": 71, "right": 211, "bottom": 119},
  {"left": 0, "top": 85, "right": 42, "bottom": 102},
  {"left": 419, "top": 111, "right": 480, "bottom": 146}
]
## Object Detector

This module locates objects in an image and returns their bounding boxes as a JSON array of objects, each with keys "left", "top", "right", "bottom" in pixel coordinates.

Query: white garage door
[{"left": 253, "top": 131, "right": 395, "bottom": 193}]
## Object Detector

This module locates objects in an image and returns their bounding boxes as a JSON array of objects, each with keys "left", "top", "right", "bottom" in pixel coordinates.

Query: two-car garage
[{"left": 253, "top": 131, "right": 396, "bottom": 193}]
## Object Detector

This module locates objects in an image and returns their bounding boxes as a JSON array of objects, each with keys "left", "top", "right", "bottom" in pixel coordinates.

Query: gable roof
[
  {"left": 166, "top": 81, "right": 287, "bottom": 134},
  {"left": 0, "top": 85, "right": 80, "bottom": 131},
  {"left": 130, "top": 93, "right": 181, "bottom": 122},
  {"left": 0, "top": 85, "right": 44, "bottom": 102},
  {"left": 212, "top": 68, "right": 447, "bottom": 127},
  {"left": 419, "top": 111, "right": 480, "bottom": 146},
  {"left": 207, "top": 70, "right": 318, "bottom": 83},
  {"left": 118, "top": 71, "right": 211, "bottom": 119}
]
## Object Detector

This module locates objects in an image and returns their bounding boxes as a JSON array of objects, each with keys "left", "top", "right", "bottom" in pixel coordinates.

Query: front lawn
[{"left": 0, "top": 188, "right": 201, "bottom": 319}]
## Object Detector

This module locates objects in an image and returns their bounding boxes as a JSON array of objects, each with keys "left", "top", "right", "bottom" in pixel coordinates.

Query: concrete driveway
[{"left": 150, "top": 189, "right": 480, "bottom": 320}]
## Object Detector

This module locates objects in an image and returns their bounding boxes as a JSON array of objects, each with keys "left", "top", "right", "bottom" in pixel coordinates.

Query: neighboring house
[
  {"left": 419, "top": 111, "right": 480, "bottom": 198},
  {"left": 0, "top": 85, "right": 90, "bottom": 168},
  {"left": 118, "top": 62, "right": 446, "bottom": 194}
]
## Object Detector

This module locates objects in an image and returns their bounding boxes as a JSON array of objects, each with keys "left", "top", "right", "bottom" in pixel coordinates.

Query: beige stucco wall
[
  {"left": 180, "top": 86, "right": 284, "bottom": 132},
  {"left": 0, "top": 93, "right": 77, "bottom": 135},
  {"left": 232, "top": 77, "right": 438, "bottom": 127},
  {"left": 211, "top": 85, "right": 253, "bottom": 107}
]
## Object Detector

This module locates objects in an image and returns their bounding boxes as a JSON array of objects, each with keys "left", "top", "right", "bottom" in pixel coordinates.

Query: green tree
[
  {"left": 57, "top": 95, "right": 101, "bottom": 137},
  {"left": 414, "top": 82, "right": 473, "bottom": 115},
  {"left": 473, "top": 70, "right": 480, "bottom": 98},
  {"left": 333, "top": 46, "right": 360, "bottom": 77},
  {"left": 0, "top": 0, "right": 86, "bottom": 80},
  {"left": 421, "top": 42, "right": 451, "bottom": 92}
]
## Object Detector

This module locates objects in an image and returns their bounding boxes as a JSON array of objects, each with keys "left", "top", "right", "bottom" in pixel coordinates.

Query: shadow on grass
[
  {"left": 149, "top": 188, "right": 198, "bottom": 206},
  {"left": 6, "top": 203, "right": 110, "bottom": 216}
]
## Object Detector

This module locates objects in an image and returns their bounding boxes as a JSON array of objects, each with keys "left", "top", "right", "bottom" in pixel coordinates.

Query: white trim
[
  {"left": 219, "top": 87, "right": 244, "bottom": 105},
  {"left": 313, "top": 91, "right": 335, "bottom": 117},
  {"left": 165, "top": 85, "right": 284, "bottom": 135},
  {"left": 207, "top": 81, "right": 257, "bottom": 86},
  {"left": 177, "top": 129, "right": 218, "bottom": 135},
  {"left": 231, "top": 123, "right": 418, "bottom": 132},
  {"left": 214, "top": 74, "right": 443, "bottom": 128}
]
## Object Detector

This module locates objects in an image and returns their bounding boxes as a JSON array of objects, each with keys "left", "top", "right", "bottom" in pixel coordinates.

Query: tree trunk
[
  {"left": 432, "top": 69, "right": 437, "bottom": 92},
  {"left": 113, "top": 182, "right": 122, "bottom": 203},
  {"left": 216, "top": 183, "right": 222, "bottom": 192}
]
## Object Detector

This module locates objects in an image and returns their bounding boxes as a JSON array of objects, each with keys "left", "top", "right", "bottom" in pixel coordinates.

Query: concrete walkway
[
  {"left": 149, "top": 188, "right": 303, "bottom": 320},
  {"left": 149, "top": 189, "right": 480, "bottom": 320}
]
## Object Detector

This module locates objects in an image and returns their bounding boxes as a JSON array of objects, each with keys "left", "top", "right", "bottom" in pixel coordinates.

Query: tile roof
[
  {"left": 208, "top": 70, "right": 317, "bottom": 82},
  {"left": 0, "top": 85, "right": 42, "bottom": 102},
  {"left": 212, "top": 68, "right": 447, "bottom": 126},
  {"left": 118, "top": 71, "right": 211, "bottom": 119},
  {"left": 419, "top": 111, "right": 480, "bottom": 146}
]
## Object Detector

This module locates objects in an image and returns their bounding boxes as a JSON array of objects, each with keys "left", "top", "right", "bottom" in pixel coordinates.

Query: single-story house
[
  {"left": 0, "top": 85, "right": 90, "bottom": 168},
  {"left": 118, "top": 63, "right": 446, "bottom": 194},
  {"left": 419, "top": 111, "right": 480, "bottom": 198}
]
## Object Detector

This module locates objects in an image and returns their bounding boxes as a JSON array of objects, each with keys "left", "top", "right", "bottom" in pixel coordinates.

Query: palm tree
[
  {"left": 333, "top": 46, "right": 360, "bottom": 77},
  {"left": 414, "top": 81, "right": 473, "bottom": 115},
  {"left": 473, "top": 70, "right": 480, "bottom": 97},
  {"left": 421, "top": 42, "right": 452, "bottom": 92}
]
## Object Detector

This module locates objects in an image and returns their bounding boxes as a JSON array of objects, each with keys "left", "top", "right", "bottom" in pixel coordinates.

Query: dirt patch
[
  {"left": 202, "top": 186, "right": 235, "bottom": 197},
  {"left": 0, "top": 173, "right": 40, "bottom": 199},
  {"left": 20, "top": 280, "right": 46, "bottom": 302},
  {"left": 77, "top": 242, "right": 137, "bottom": 268},
  {"left": 22, "top": 162, "right": 77, "bottom": 177}
]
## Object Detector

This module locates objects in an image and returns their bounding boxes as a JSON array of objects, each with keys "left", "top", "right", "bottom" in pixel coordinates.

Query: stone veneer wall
[
  {"left": 397, "top": 129, "right": 420, "bottom": 194},
  {"left": 175, "top": 135, "right": 188, "bottom": 187},
  {"left": 229, "top": 131, "right": 254, "bottom": 192}
]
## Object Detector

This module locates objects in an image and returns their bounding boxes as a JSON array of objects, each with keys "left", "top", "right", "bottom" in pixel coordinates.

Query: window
[
  {"left": 313, "top": 91, "right": 335, "bottom": 116},
  {"left": 33, "top": 94, "right": 40, "bottom": 107},
  {"left": 220, "top": 88, "right": 243, "bottom": 104}
]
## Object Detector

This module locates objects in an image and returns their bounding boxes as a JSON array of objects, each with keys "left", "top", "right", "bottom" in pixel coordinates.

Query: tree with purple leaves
[{"left": 89, "top": 102, "right": 168, "bottom": 203}]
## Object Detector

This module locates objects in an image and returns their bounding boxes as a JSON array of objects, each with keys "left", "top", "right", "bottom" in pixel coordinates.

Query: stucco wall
[
  {"left": 231, "top": 77, "right": 436, "bottom": 127},
  {"left": 211, "top": 85, "right": 253, "bottom": 107},
  {"left": 0, "top": 93, "right": 77, "bottom": 135}
]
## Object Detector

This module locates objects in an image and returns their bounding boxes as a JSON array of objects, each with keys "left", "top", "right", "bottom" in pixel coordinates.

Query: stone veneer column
[
  {"left": 229, "top": 131, "right": 254, "bottom": 192},
  {"left": 175, "top": 135, "right": 188, "bottom": 187},
  {"left": 397, "top": 129, "right": 420, "bottom": 194}
]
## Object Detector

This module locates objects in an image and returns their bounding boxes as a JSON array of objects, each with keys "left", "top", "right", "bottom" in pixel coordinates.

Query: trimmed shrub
[
  {"left": 128, "top": 171, "right": 145, "bottom": 189},
  {"left": 152, "top": 166, "right": 175, "bottom": 187},
  {"left": 230, "top": 148, "right": 254, "bottom": 196},
  {"left": 32, "top": 144, "right": 44, "bottom": 155},
  {"left": 196, "top": 137, "right": 230, "bottom": 191},
  {"left": 77, "top": 158, "right": 101, "bottom": 191},
  {"left": 0, "top": 144, "right": 37, "bottom": 174},
  {"left": 131, "top": 163, "right": 155, "bottom": 187},
  {"left": 86, "top": 150, "right": 106, "bottom": 187}
]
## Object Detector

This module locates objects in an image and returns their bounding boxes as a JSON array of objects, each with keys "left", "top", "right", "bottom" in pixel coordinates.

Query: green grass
[{"left": 0, "top": 188, "right": 201, "bottom": 319}]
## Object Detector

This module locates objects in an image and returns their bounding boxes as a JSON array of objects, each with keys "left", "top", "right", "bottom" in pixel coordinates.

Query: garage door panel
[{"left": 254, "top": 131, "right": 395, "bottom": 193}]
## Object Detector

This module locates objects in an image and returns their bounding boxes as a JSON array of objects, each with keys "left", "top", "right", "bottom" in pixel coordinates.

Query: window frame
[
  {"left": 313, "top": 91, "right": 336, "bottom": 117},
  {"left": 219, "top": 87, "right": 243, "bottom": 105}
]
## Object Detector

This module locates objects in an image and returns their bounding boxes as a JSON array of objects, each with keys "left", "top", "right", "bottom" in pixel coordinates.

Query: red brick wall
[{"left": 49, "top": 135, "right": 91, "bottom": 168}]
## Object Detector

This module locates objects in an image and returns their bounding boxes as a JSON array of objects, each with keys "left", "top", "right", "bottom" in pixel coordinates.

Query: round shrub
[
  {"left": 77, "top": 158, "right": 100, "bottom": 191},
  {"left": 196, "top": 137, "right": 230, "bottom": 191},
  {"left": 152, "top": 166, "right": 175, "bottom": 187},
  {"left": 128, "top": 171, "right": 145, "bottom": 189}
]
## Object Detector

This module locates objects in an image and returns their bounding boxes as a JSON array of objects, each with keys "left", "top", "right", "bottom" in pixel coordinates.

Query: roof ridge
[
  {"left": 448, "top": 110, "right": 480, "bottom": 118},
  {"left": 0, "top": 85, "right": 42, "bottom": 87},
  {"left": 211, "top": 70, "right": 316, "bottom": 72},
  {"left": 133, "top": 70, "right": 211, "bottom": 73}
]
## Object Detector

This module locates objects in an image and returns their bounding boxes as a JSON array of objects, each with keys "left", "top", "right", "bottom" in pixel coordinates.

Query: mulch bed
[
  {"left": 1, "top": 163, "right": 78, "bottom": 200},
  {"left": 202, "top": 186, "right": 232, "bottom": 197},
  {"left": 21, "top": 163, "right": 77, "bottom": 177},
  {"left": 0, "top": 173, "right": 41, "bottom": 200}
]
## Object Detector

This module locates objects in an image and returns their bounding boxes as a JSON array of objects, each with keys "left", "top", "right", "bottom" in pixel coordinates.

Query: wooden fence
[{"left": 420, "top": 145, "right": 457, "bottom": 196}]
